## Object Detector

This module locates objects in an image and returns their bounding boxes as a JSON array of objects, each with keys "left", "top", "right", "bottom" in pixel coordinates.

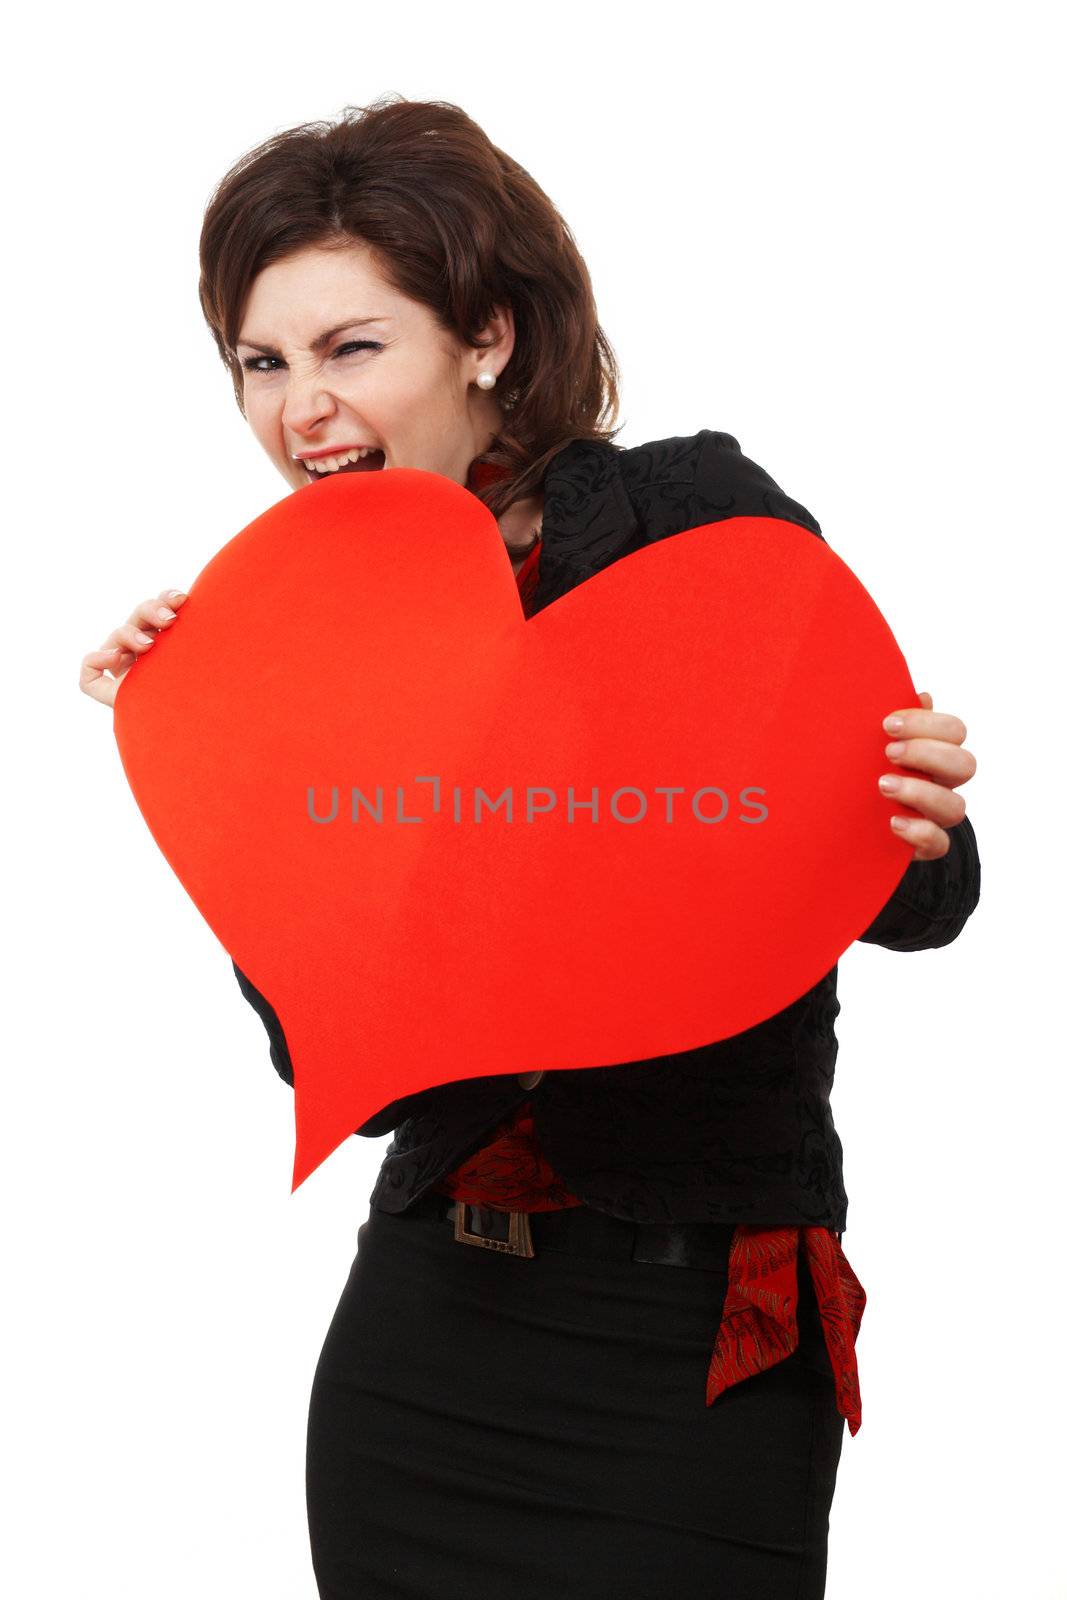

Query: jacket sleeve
[
  {"left": 855, "top": 812, "right": 981, "bottom": 951},
  {"left": 230, "top": 958, "right": 425, "bottom": 1136}
]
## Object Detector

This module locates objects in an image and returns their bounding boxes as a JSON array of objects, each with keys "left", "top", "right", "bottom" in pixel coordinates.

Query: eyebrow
[{"left": 235, "top": 316, "right": 390, "bottom": 355}]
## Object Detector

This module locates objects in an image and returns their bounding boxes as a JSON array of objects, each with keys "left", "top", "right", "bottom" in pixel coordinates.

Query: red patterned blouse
[{"left": 453, "top": 459, "right": 868, "bottom": 1437}]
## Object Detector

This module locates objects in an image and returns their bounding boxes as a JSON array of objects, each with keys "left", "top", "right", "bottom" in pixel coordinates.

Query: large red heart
[{"left": 113, "top": 468, "right": 916, "bottom": 1190}]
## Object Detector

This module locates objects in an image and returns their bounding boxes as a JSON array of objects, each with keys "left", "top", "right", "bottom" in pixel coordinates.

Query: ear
[{"left": 475, "top": 302, "right": 516, "bottom": 372}]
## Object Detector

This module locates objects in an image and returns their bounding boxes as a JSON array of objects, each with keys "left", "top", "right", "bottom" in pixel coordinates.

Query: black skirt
[{"left": 306, "top": 1198, "right": 846, "bottom": 1599}]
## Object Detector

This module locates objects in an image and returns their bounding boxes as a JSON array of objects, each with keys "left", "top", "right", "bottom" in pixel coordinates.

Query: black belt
[{"left": 397, "top": 1188, "right": 736, "bottom": 1271}]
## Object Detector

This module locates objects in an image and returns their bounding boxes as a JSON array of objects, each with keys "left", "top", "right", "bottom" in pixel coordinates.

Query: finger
[
  {"left": 883, "top": 707, "right": 967, "bottom": 744},
  {"left": 877, "top": 771, "right": 967, "bottom": 828},
  {"left": 883, "top": 735, "right": 977, "bottom": 785},
  {"left": 888, "top": 813, "right": 951, "bottom": 861},
  {"left": 917, "top": 690, "right": 934, "bottom": 709},
  {"left": 102, "top": 619, "right": 163, "bottom": 656},
  {"left": 154, "top": 587, "right": 189, "bottom": 622},
  {"left": 78, "top": 649, "right": 119, "bottom": 707},
  {"left": 124, "top": 591, "right": 185, "bottom": 636}
]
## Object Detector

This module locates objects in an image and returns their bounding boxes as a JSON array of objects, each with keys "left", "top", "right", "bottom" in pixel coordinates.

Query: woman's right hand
[{"left": 79, "top": 588, "right": 189, "bottom": 709}]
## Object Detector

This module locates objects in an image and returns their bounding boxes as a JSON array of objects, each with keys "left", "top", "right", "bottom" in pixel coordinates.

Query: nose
[{"left": 281, "top": 369, "right": 341, "bottom": 441}]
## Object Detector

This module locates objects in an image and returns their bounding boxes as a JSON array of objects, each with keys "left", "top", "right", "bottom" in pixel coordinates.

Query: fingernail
[
  {"left": 167, "top": 590, "right": 186, "bottom": 600},
  {"left": 158, "top": 606, "right": 175, "bottom": 620},
  {"left": 885, "top": 741, "right": 906, "bottom": 758},
  {"left": 135, "top": 630, "right": 153, "bottom": 644},
  {"left": 890, "top": 816, "right": 910, "bottom": 831},
  {"left": 884, "top": 715, "right": 904, "bottom": 732},
  {"left": 878, "top": 774, "right": 901, "bottom": 793}
]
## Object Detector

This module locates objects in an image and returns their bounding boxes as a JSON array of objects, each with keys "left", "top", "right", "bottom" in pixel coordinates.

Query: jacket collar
[{"left": 534, "top": 438, "right": 639, "bottom": 604}]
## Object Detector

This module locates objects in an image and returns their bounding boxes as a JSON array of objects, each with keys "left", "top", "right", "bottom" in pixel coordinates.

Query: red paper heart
[{"left": 113, "top": 468, "right": 916, "bottom": 1189}]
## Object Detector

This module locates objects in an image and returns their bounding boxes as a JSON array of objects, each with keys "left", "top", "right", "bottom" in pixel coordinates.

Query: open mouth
[{"left": 303, "top": 449, "right": 386, "bottom": 483}]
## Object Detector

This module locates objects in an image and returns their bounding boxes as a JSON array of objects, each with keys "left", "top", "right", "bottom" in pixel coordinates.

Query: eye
[
  {"left": 240, "top": 340, "right": 382, "bottom": 374},
  {"left": 334, "top": 340, "right": 382, "bottom": 358}
]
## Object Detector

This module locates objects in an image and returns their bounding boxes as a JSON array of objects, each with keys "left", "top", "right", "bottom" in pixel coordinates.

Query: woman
[{"left": 79, "top": 97, "right": 980, "bottom": 1598}]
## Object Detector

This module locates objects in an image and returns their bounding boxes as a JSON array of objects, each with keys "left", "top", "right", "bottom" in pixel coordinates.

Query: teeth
[{"left": 302, "top": 446, "right": 381, "bottom": 474}]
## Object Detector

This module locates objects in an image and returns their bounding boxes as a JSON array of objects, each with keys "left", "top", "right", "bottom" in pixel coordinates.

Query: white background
[{"left": 6, "top": 1, "right": 1063, "bottom": 1595}]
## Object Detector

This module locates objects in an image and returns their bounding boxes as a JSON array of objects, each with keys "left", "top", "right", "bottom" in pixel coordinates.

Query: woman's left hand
[{"left": 877, "top": 691, "right": 978, "bottom": 861}]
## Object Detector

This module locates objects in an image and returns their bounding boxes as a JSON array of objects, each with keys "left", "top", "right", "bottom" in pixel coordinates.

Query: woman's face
[{"left": 234, "top": 242, "right": 513, "bottom": 495}]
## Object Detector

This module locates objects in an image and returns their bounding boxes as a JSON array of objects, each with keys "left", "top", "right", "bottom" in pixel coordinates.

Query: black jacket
[{"left": 232, "top": 430, "right": 981, "bottom": 1232}]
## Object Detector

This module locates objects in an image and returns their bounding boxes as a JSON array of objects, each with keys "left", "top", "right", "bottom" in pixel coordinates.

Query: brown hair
[{"left": 198, "top": 94, "right": 623, "bottom": 549}]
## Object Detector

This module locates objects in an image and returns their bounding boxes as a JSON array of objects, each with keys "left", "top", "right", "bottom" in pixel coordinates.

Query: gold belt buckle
[{"left": 453, "top": 1201, "right": 536, "bottom": 1258}]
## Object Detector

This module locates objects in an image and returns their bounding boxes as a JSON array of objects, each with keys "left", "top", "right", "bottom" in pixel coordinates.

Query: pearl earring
[{"left": 476, "top": 371, "right": 497, "bottom": 391}]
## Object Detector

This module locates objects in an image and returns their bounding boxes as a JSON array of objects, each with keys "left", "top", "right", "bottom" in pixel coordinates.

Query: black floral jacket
[{"left": 232, "top": 430, "right": 981, "bottom": 1231}]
